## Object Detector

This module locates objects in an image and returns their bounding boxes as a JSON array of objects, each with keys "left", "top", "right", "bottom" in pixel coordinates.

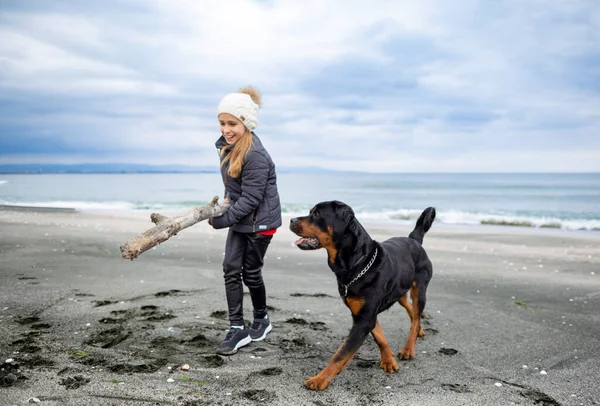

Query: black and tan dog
[{"left": 290, "top": 201, "right": 436, "bottom": 390}]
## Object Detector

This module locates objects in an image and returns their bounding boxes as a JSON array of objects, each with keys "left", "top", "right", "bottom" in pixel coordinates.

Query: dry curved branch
[{"left": 120, "top": 196, "right": 230, "bottom": 260}]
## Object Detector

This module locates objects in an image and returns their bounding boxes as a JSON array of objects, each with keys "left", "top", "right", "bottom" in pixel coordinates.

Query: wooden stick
[{"left": 120, "top": 196, "right": 230, "bottom": 260}]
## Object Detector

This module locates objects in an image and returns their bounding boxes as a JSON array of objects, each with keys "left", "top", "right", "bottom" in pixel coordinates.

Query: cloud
[{"left": 0, "top": 0, "right": 599, "bottom": 172}]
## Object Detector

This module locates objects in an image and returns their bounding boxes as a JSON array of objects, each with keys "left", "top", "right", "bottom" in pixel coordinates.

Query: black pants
[{"left": 223, "top": 229, "right": 272, "bottom": 326}]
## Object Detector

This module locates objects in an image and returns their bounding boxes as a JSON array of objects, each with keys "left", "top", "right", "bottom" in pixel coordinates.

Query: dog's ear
[
  {"left": 332, "top": 201, "right": 355, "bottom": 229},
  {"left": 331, "top": 201, "right": 361, "bottom": 265}
]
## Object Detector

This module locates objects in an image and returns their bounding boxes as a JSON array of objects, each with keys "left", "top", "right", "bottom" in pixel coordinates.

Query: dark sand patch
[
  {"left": 290, "top": 292, "right": 335, "bottom": 298},
  {"left": 85, "top": 327, "right": 132, "bottom": 348},
  {"left": 18, "top": 344, "right": 43, "bottom": 353},
  {"left": 355, "top": 359, "right": 377, "bottom": 369},
  {"left": 59, "top": 375, "right": 90, "bottom": 389},
  {"left": 198, "top": 354, "right": 225, "bottom": 368},
  {"left": 11, "top": 335, "right": 36, "bottom": 346},
  {"left": 99, "top": 317, "right": 124, "bottom": 324},
  {"left": 144, "top": 312, "right": 176, "bottom": 321},
  {"left": 186, "top": 333, "right": 217, "bottom": 348},
  {"left": 155, "top": 289, "right": 182, "bottom": 297},
  {"left": 284, "top": 317, "right": 309, "bottom": 325},
  {"left": 93, "top": 300, "right": 118, "bottom": 307},
  {"left": 116, "top": 289, "right": 205, "bottom": 303},
  {"left": 492, "top": 379, "right": 562, "bottom": 406},
  {"left": 241, "top": 389, "right": 276, "bottom": 402},
  {"left": 17, "top": 355, "right": 55, "bottom": 368},
  {"left": 210, "top": 310, "right": 228, "bottom": 320},
  {"left": 31, "top": 322, "right": 51, "bottom": 329},
  {"left": 442, "top": 383, "right": 472, "bottom": 393},
  {"left": 15, "top": 315, "right": 40, "bottom": 325},
  {"left": 75, "top": 354, "right": 110, "bottom": 367},
  {"left": 108, "top": 361, "right": 166, "bottom": 374},
  {"left": 520, "top": 389, "right": 561, "bottom": 406},
  {"left": 256, "top": 367, "right": 283, "bottom": 376},
  {"left": 438, "top": 348, "right": 458, "bottom": 356},
  {"left": 284, "top": 317, "right": 328, "bottom": 331},
  {"left": 0, "top": 361, "right": 27, "bottom": 387}
]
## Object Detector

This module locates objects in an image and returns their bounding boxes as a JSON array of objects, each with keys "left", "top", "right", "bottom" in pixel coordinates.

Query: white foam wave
[
  {"left": 0, "top": 200, "right": 135, "bottom": 211},
  {"left": 0, "top": 180, "right": 8, "bottom": 185},
  {"left": 3, "top": 200, "right": 598, "bottom": 230},
  {"left": 333, "top": 207, "right": 599, "bottom": 231},
  {"left": 437, "top": 210, "right": 600, "bottom": 230}
]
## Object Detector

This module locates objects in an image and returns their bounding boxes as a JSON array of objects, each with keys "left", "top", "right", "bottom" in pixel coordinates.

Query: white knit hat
[{"left": 217, "top": 92, "right": 259, "bottom": 131}]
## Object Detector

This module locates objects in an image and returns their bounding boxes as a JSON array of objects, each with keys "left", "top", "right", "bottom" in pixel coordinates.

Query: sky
[{"left": 0, "top": 0, "right": 599, "bottom": 173}]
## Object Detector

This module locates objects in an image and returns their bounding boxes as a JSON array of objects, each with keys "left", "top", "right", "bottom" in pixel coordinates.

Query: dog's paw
[
  {"left": 398, "top": 347, "right": 415, "bottom": 360},
  {"left": 418, "top": 328, "right": 425, "bottom": 337},
  {"left": 379, "top": 358, "right": 399, "bottom": 373},
  {"left": 304, "top": 374, "right": 332, "bottom": 391}
]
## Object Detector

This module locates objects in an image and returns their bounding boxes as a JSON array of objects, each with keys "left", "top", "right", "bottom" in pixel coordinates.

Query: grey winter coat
[{"left": 211, "top": 133, "right": 282, "bottom": 233}]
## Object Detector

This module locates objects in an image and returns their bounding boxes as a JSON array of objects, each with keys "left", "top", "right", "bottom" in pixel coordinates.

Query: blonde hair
[{"left": 220, "top": 86, "right": 262, "bottom": 178}]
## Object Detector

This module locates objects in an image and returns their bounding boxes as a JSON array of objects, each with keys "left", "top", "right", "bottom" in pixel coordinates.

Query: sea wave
[
  {"left": 282, "top": 205, "right": 600, "bottom": 231},
  {"left": 435, "top": 210, "right": 600, "bottom": 231},
  {"left": 0, "top": 200, "right": 136, "bottom": 211},
  {"left": 0, "top": 199, "right": 216, "bottom": 212},
  {"left": 1, "top": 199, "right": 598, "bottom": 231}
]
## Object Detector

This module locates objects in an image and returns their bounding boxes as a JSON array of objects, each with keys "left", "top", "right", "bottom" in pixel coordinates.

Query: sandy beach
[{"left": 1, "top": 206, "right": 599, "bottom": 406}]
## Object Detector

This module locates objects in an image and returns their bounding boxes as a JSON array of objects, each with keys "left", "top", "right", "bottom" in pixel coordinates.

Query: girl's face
[{"left": 219, "top": 113, "right": 248, "bottom": 145}]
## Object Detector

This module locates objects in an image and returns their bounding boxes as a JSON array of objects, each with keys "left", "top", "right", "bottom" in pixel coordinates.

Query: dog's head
[{"left": 289, "top": 201, "right": 355, "bottom": 252}]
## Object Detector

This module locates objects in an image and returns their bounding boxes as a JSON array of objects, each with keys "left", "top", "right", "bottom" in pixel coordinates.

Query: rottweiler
[{"left": 289, "top": 201, "right": 436, "bottom": 390}]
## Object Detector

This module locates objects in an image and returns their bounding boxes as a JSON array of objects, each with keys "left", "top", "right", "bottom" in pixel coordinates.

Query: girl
[{"left": 209, "top": 86, "right": 282, "bottom": 355}]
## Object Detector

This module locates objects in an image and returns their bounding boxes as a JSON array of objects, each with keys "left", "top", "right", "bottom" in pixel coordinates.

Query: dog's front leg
[{"left": 305, "top": 319, "right": 373, "bottom": 390}]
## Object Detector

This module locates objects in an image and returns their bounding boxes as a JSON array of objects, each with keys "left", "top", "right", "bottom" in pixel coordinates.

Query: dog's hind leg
[
  {"left": 399, "top": 290, "right": 425, "bottom": 338},
  {"left": 371, "top": 319, "right": 399, "bottom": 373},
  {"left": 398, "top": 284, "right": 425, "bottom": 360}
]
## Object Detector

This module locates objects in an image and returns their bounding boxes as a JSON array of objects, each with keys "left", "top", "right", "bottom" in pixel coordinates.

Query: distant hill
[
  {"left": 0, "top": 163, "right": 219, "bottom": 174},
  {"left": 0, "top": 163, "right": 338, "bottom": 174}
]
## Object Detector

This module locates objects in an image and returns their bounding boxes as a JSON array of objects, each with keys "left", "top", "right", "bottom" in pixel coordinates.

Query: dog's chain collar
[{"left": 342, "top": 247, "right": 378, "bottom": 298}]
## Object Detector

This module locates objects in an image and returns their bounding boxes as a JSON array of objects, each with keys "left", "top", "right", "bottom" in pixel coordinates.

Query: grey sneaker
[
  {"left": 248, "top": 315, "right": 272, "bottom": 341},
  {"left": 216, "top": 327, "right": 251, "bottom": 355}
]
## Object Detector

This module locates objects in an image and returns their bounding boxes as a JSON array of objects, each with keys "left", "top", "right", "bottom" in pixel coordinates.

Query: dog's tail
[{"left": 408, "top": 207, "right": 436, "bottom": 244}]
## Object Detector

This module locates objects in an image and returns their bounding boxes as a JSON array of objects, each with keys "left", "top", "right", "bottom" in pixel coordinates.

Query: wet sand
[{"left": 1, "top": 207, "right": 599, "bottom": 405}]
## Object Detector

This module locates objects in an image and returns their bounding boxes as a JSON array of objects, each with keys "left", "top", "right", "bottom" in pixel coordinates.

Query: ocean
[{"left": 0, "top": 173, "right": 599, "bottom": 231}]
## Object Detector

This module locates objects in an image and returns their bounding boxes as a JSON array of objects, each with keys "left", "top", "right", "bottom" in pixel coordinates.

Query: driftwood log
[{"left": 120, "top": 196, "right": 230, "bottom": 260}]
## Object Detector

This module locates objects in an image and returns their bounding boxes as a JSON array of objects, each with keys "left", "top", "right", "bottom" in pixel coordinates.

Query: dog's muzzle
[{"left": 290, "top": 218, "right": 322, "bottom": 250}]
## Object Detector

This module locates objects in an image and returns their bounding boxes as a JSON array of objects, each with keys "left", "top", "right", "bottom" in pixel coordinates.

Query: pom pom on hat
[{"left": 217, "top": 86, "right": 261, "bottom": 131}]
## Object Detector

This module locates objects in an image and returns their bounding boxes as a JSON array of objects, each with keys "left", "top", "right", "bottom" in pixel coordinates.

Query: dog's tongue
[
  {"left": 295, "top": 237, "right": 321, "bottom": 250},
  {"left": 295, "top": 238, "right": 309, "bottom": 246}
]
